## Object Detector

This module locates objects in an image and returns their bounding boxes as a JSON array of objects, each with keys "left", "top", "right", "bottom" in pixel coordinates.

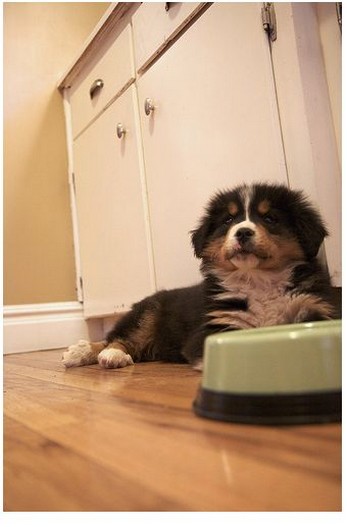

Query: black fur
[
  {"left": 101, "top": 183, "right": 336, "bottom": 367},
  {"left": 106, "top": 285, "right": 205, "bottom": 363}
]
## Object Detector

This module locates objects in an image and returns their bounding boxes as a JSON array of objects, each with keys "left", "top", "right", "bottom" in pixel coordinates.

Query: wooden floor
[{"left": 4, "top": 349, "right": 341, "bottom": 511}]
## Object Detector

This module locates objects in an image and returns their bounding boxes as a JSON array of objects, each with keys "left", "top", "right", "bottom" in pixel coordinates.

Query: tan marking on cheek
[
  {"left": 258, "top": 200, "right": 271, "bottom": 215},
  {"left": 228, "top": 202, "right": 239, "bottom": 216},
  {"left": 202, "top": 238, "right": 224, "bottom": 260},
  {"left": 202, "top": 238, "right": 237, "bottom": 270},
  {"left": 276, "top": 237, "right": 305, "bottom": 261},
  {"left": 251, "top": 226, "right": 275, "bottom": 257},
  {"left": 252, "top": 226, "right": 304, "bottom": 269}
]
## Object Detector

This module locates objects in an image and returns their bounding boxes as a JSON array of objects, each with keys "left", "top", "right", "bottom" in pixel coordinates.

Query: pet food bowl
[{"left": 194, "top": 320, "right": 341, "bottom": 424}]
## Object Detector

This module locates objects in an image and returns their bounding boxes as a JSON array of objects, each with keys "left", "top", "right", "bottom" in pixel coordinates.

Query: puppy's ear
[
  {"left": 191, "top": 189, "right": 232, "bottom": 258},
  {"left": 190, "top": 219, "right": 211, "bottom": 258},
  {"left": 292, "top": 193, "right": 329, "bottom": 259}
]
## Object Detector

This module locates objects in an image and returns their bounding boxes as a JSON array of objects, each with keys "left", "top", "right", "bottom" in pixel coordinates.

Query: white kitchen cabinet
[
  {"left": 137, "top": 2, "right": 288, "bottom": 290},
  {"left": 73, "top": 85, "right": 154, "bottom": 317},
  {"left": 69, "top": 23, "right": 135, "bottom": 138},
  {"left": 59, "top": 2, "right": 341, "bottom": 318}
]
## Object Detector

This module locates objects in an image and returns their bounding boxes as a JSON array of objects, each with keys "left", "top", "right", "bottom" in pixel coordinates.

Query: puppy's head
[{"left": 191, "top": 183, "right": 328, "bottom": 271}]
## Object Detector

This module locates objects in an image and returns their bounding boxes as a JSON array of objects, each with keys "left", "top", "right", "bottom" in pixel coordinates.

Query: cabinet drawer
[
  {"left": 70, "top": 24, "right": 135, "bottom": 138},
  {"left": 132, "top": 2, "right": 204, "bottom": 72}
]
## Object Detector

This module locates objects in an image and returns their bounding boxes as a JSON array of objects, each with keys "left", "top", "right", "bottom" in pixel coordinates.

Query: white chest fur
[{"left": 210, "top": 266, "right": 297, "bottom": 328}]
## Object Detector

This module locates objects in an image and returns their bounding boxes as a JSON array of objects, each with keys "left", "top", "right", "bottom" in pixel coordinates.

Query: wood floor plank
[
  {"left": 4, "top": 416, "right": 181, "bottom": 511},
  {"left": 4, "top": 350, "right": 341, "bottom": 511}
]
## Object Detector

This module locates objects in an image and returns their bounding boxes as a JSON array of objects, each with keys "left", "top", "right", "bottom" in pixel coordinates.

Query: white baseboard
[{"left": 3, "top": 302, "right": 91, "bottom": 354}]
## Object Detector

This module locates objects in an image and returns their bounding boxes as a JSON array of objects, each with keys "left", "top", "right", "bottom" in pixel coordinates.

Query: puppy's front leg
[
  {"left": 62, "top": 340, "right": 134, "bottom": 369},
  {"left": 285, "top": 294, "right": 334, "bottom": 323}
]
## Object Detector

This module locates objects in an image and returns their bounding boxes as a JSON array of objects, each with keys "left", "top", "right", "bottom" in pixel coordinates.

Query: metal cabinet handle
[
  {"left": 89, "top": 79, "right": 104, "bottom": 99},
  {"left": 116, "top": 123, "right": 126, "bottom": 139},
  {"left": 144, "top": 98, "right": 155, "bottom": 116}
]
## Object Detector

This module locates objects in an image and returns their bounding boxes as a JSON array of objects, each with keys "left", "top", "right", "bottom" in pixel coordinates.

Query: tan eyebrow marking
[
  {"left": 258, "top": 199, "right": 271, "bottom": 215},
  {"left": 228, "top": 202, "right": 239, "bottom": 216}
]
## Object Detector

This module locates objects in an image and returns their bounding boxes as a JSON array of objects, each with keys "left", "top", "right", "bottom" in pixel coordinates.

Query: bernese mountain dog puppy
[{"left": 63, "top": 183, "right": 335, "bottom": 370}]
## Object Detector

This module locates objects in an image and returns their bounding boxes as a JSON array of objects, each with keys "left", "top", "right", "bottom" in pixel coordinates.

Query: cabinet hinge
[{"left": 262, "top": 2, "right": 277, "bottom": 42}]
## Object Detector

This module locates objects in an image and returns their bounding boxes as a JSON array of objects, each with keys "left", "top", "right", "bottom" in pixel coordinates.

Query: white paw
[
  {"left": 62, "top": 340, "right": 92, "bottom": 368},
  {"left": 98, "top": 348, "right": 134, "bottom": 369}
]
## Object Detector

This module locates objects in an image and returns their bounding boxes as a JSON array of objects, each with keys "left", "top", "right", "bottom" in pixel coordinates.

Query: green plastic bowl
[{"left": 194, "top": 320, "right": 341, "bottom": 424}]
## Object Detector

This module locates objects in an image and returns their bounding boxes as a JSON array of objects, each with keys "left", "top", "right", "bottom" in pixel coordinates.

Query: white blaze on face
[{"left": 225, "top": 186, "right": 259, "bottom": 269}]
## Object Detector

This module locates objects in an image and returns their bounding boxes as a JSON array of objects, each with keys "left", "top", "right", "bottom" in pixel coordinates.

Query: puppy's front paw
[
  {"left": 98, "top": 348, "right": 134, "bottom": 369},
  {"left": 62, "top": 340, "right": 92, "bottom": 368}
]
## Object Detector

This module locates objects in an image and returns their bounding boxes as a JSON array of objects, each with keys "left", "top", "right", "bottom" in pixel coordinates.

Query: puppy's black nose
[{"left": 235, "top": 227, "right": 254, "bottom": 243}]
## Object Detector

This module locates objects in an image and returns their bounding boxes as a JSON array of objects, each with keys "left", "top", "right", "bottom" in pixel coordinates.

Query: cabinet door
[
  {"left": 270, "top": 3, "right": 341, "bottom": 285},
  {"left": 74, "top": 85, "right": 154, "bottom": 317},
  {"left": 138, "top": 3, "right": 288, "bottom": 290}
]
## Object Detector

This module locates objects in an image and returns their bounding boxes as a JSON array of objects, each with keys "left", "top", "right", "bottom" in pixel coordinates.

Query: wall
[{"left": 3, "top": 2, "right": 109, "bottom": 305}]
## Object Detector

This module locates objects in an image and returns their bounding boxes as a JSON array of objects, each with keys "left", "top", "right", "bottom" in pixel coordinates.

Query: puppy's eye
[
  {"left": 224, "top": 215, "right": 234, "bottom": 225},
  {"left": 263, "top": 213, "right": 278, "bottom": 225}
]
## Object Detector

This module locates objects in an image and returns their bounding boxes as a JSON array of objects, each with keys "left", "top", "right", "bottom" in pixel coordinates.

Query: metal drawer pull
[
  {"left": 144, "top": 98, "right": 155, "bottom": 116},
  {"left": 89, "top": 79, "right": 104, "bottom": 99},
  {"left": 116, "top": 123, "right": 126, "bottom": 139}
]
